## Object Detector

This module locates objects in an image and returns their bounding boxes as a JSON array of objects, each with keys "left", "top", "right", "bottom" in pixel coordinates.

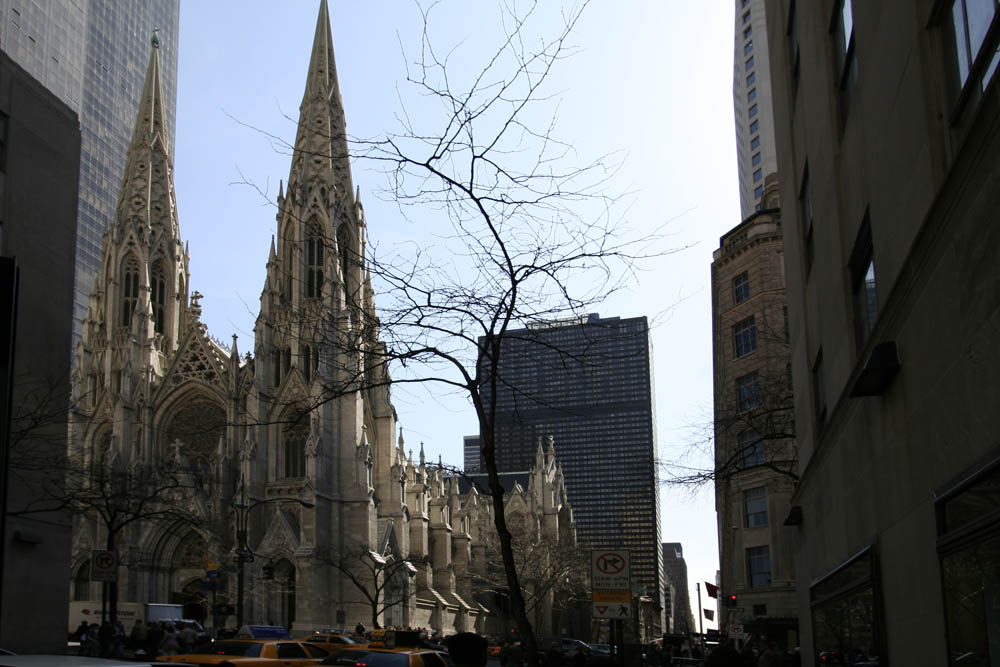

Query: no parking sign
[{"left": 91, "top": 549, "right": 117, "bottom": 582}]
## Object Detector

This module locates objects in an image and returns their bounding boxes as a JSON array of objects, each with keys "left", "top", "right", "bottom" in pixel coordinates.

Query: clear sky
[{"left": 174, "top": 0, "right": 737, "bottom": 631}]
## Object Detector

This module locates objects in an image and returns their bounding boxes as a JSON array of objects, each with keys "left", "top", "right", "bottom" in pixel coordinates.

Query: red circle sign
[{"left": 596, "top": 552, "right": 625, "bottom": 574}]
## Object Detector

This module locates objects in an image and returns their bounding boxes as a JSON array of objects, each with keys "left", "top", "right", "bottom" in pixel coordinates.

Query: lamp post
[{"left": 232, "top": 485, "right": 314, "bottom": 629}]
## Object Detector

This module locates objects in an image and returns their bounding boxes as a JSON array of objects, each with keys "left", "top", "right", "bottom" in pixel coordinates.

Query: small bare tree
[{"left": 320, "top": 542, "right": 416, "bottom": 630}]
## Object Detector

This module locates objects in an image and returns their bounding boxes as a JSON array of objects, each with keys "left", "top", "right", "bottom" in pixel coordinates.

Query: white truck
[{"left": 144, "top": 603, "right": 184, "bottom": 624}]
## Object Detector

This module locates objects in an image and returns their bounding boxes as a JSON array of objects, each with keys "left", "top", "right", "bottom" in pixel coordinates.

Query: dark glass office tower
[
  {"left": 479, "top": 314, "right": 663, "bottom": 625},
  {"left": 0, "top": 0, "right": 179, "bottom": 341}
]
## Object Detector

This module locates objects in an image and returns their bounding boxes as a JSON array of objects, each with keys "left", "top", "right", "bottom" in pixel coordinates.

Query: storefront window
[
  {"left": 810, "top": 547, "right": 883, "bottom": 664},
  {"left": 938, "top": 457, "right": 1000, "bottom": 665}
]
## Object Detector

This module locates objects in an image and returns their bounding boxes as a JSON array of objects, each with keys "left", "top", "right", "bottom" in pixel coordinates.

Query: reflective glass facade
[
  {"left": 0, "top": 0, "right": 179, "bottom": 341},
  {"left": 480, "top": 314, "right": 663, "bottom": 608}
]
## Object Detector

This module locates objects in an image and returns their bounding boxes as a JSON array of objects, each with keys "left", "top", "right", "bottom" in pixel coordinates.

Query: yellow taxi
[
  {"left": 319, "top": 630, "right": 453, "bottom": 667},
  {"left": 156, "top": 639, "right": 330, "bottom": 667},
  {"left": 297, "top": 632, "right": 368, "bottom": 654}
]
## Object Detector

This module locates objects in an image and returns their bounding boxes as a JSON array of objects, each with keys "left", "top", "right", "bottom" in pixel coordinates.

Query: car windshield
[
  {"left": 203, "top": 642, "right": 263, "bottom": 657},
  {"left": 322, "top": 650, "right": 408, "bottom": 667}
]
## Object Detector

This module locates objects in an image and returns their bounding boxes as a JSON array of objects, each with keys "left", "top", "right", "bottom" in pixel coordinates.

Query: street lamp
[{"left": 232, "top": 486, "right": 314, "bottom": 629}]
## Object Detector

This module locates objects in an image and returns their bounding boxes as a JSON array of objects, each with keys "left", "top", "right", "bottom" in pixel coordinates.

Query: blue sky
[{"left": 174, "top": 0, "right": 738, "bottom": 630}]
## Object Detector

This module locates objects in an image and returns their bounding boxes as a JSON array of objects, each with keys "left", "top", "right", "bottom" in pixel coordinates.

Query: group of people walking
[{"left": 73, "top": 618, "right": 201, "bottom": 658}]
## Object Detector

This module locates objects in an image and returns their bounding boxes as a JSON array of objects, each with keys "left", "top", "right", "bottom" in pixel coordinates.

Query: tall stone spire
[
  {"left": 285, "top": 0, "right": 355, "bottom": 215},
  {"left": 115, "top": 33, "right": 180, "bottom": 243}
]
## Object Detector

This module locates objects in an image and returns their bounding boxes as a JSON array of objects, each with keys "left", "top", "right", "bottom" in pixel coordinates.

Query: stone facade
[
  {"left": 764, "top": 1, "right": 1000, "bottom": 664},
  {"left": 710, "top": 177, "right": 798, "bottom": 645},
  {"left": 67, "top": 0, "right": 575, "bottom": 636}
]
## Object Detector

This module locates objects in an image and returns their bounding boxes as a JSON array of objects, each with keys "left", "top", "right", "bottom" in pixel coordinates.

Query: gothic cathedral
[{"left": 68, "top": 0, "right": 576, "bottom": 637}]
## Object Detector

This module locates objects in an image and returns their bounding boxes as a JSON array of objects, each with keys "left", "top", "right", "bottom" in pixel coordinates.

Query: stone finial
[{"left": 151, "top": 28, "right": 160, "bottom": 50}]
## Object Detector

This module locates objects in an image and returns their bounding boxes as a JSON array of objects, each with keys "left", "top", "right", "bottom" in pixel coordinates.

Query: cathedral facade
[{"left": 67, "top": 0, "right": 576, "bottom": 637}]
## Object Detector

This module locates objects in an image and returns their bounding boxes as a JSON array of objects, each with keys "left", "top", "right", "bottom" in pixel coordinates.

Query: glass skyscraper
[
  {"left": 479, "top": 314, "right": 663, "bottom": 622},
  {"left": 0, "top": 0, "right": 179, "bottom": 340}
]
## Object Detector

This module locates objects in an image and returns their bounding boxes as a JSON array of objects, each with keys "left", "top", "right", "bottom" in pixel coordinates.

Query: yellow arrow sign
[{"left": 592, "top": 589, "right": 631, "bottom": 602}]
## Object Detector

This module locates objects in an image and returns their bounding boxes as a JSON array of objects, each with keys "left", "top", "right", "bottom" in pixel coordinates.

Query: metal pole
[
  {"left": 236, "top": 527, "right": 246, "bottom": 629},
  {"left": 696, "top": 583, "right": 703, "bottom": 636}
]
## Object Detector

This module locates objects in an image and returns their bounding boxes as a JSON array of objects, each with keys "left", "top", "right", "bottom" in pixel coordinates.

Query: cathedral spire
[
  {"left": 115, "top": 32, "right": 181, "bottom": 244},
  {"left": 285, "top": 0, "right": 354, "bottom": 212}
]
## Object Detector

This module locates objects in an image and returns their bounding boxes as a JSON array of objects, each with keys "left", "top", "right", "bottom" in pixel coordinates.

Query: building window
[
  {"left": 754, "top": 185, "right": 764, "bottom": 200},
  {"left": 752, "top": 152, "right": 761, "bottom": 166},
  {"left": 832, "top": 0, "right": 858, "bottom": 127},
  {"left": 748, "top": 103, "right": 758, "bottom": 118},
  {"left": 282, "top": 226, "right": 295, "bottom": 301},
  {"left": 120, "top": 256, "right": 139, "bottom": 327},
  {"left": 753, "top": 168, "right": 763, "bottom": 182},
  {"left": 849, "top": 213, "right": 878, "bottom": 348},
  {"left": 282, "top": 420, "right": 308, "bottom": 478},
  {"left": 744, "top": 25, "right": 752, "bottom": 39},
  {"left": 753, "top": 604, "right": 768, "bottom": 617},
  {"left": 0, "top": 112, "right": 8, "bottom": 173},
  {"left": 745, "top": 487, "right": 768, "bottom": 528},
  {"left": 737, "top": 372, "right": 762, "bottom": 411},
  {"left": 799, "top": 165, "right": 814, "bottom": 273},
  {"left": 73, "top": 562, "right": 90, "bottom": 601},
  {"left": 747, "top": 71, "right": 756, "bottom": 86},
  {"left": 947, "top": 0, "right": 1000, "bottom": 94},
  {"left": 739, "top": 430, "right": 765, "bottom": 467},
  {"left": 937, "top": 456, "right": 1000, "bottom": 667},
  {"left": 811, "top": 546, "right": 883, "bottom": 665},
  {"left": 750, "top": 135, "right": 760, "bottom": 150},
  {"left": 749, "top": 119, "right": 759, "bottom": 134},
  {"left": 305, "top": 224, "right": 324, "bottom": 298},
  {"left": 744, "top": 40, "right": 754, "bottom": 56},
  {"left": 747, "top": 87, "right": 757, "bottom": 103},
  {"left": 742, "top": 0, "right": 751, "bottom": 7},
  {"left": 743, "top": 10, "right": 751, "bottom": 24},
  {"left": 746, "top": 546, "right": 771, "bottom": 587},
  {"left": 812, "top": 348, "right": 827, "bottom": 426},
  {"left": 746, "top": 55, "right": 755, "bottom": 71},
  {"left": 150, "top": 261, "right": 166, "bottom": 334},
  {"left": 733, "top": 271, "right": 750, "bottom": 304},
  {"left": 733, "top": 316, "right": 758, "bottom": 358}
]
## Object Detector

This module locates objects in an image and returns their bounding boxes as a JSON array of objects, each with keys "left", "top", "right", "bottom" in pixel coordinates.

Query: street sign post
[
  {"left": 91, "top": 550, "right": 117, "bottom": 582},
  {"left": 591, "top": 549, "right": 630, "bottom": 619}
]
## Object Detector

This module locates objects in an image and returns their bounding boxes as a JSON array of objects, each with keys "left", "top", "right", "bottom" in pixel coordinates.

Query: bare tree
[
  {"left": 239, "top": 1, "right": 669, "bottom": 657},
  {"left": 7, "top": 400, "right": 208, "bottom": 624},
  {"left": 318, "top": 542, "right": 416, "bottom": 630}
]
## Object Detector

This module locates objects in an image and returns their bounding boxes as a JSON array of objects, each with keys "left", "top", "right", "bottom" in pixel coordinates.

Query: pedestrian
[
  {"left": 130, "top": 619, "right": 147, "bottom": 653},
  {"left": 145, "top": 622, "right": 164, "bottom": 659},
  {"left": 160, "top": 623, "right": 180, "bottom": 656},
  {"left": 758, "top": 643, "right": 786, "bottom": 667},
  {"left": 74, "top": 620, "right": 89, "bottom": 643},
  {"left": 355, "top": 621, "right": 366, "bottom": 636},
  {"left": 179, "top": 623, "right": 199, "bottom": 653},
  {"left": 445, "top": 632, "right": 489, "bottom": 667},
  {"left": 80, "top": 624, "right": 101, "bottom": 657},
  {"left": 703, "top": 641, "right": 742, "bottom": 667}
]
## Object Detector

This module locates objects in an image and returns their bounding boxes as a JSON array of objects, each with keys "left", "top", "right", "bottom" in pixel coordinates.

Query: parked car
[
  {"left": 156, "top": 639, "right": 329, "bottom": 667},
  {"left": 296, "top": 633, "right": 367, "bottom": 654}
]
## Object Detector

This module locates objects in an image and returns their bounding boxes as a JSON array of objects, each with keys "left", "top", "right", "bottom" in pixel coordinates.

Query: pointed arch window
[
  {"left": 150, "top": 261, "right": 166, "bottom": 334},
  {"left": 282, "top": 226, "right": 295, "bottom": 301},
  {"left": 306, "top": 224, "right": 324, "bottom": 299},
  {"left": 302, "top": 345, "right": 312, "bottom": 382},
  {"left": 282, "top": 420, "right": 308, "bottom": 478},
  {"left": 337, "top": 225, "right": 351, "bottom": 298},
  {"left": 120, "top": 256, "right": 140, "bottom": 327}
]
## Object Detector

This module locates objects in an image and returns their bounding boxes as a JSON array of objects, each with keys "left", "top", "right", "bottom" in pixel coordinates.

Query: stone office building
[{"left": 763, "top": 1, "right": 1000, "bottom": 664}]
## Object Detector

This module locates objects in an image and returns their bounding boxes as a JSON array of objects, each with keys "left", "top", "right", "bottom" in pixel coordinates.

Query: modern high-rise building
[
  {"left": 0, "top": 0, "right": 179, "bottom": 342},
  {"left": 478, "top": 314, "right": 663, "bottom": 633},
  {"left": 764, "top": 1, "right": 1000, "bottom": 664},
  {"left": 710, "top": 176, "right": 798, "bottom": 647},
  {"left": 661, "top": 543, "right": 694, "bottom": 636},
  {"left": 733, "top": 0, "right": 778, "bottom": 219},
  {"left": 463, "top": 435, "right": 482, "bottom": 473}
]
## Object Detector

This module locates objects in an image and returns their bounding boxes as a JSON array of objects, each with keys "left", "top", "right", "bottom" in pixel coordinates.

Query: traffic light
[
  {"left": 262, "top": 564, "right": 275, "bottom": 580},
  {"left": 726, "top": 594, "right": 737, "bottom": 608}
]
